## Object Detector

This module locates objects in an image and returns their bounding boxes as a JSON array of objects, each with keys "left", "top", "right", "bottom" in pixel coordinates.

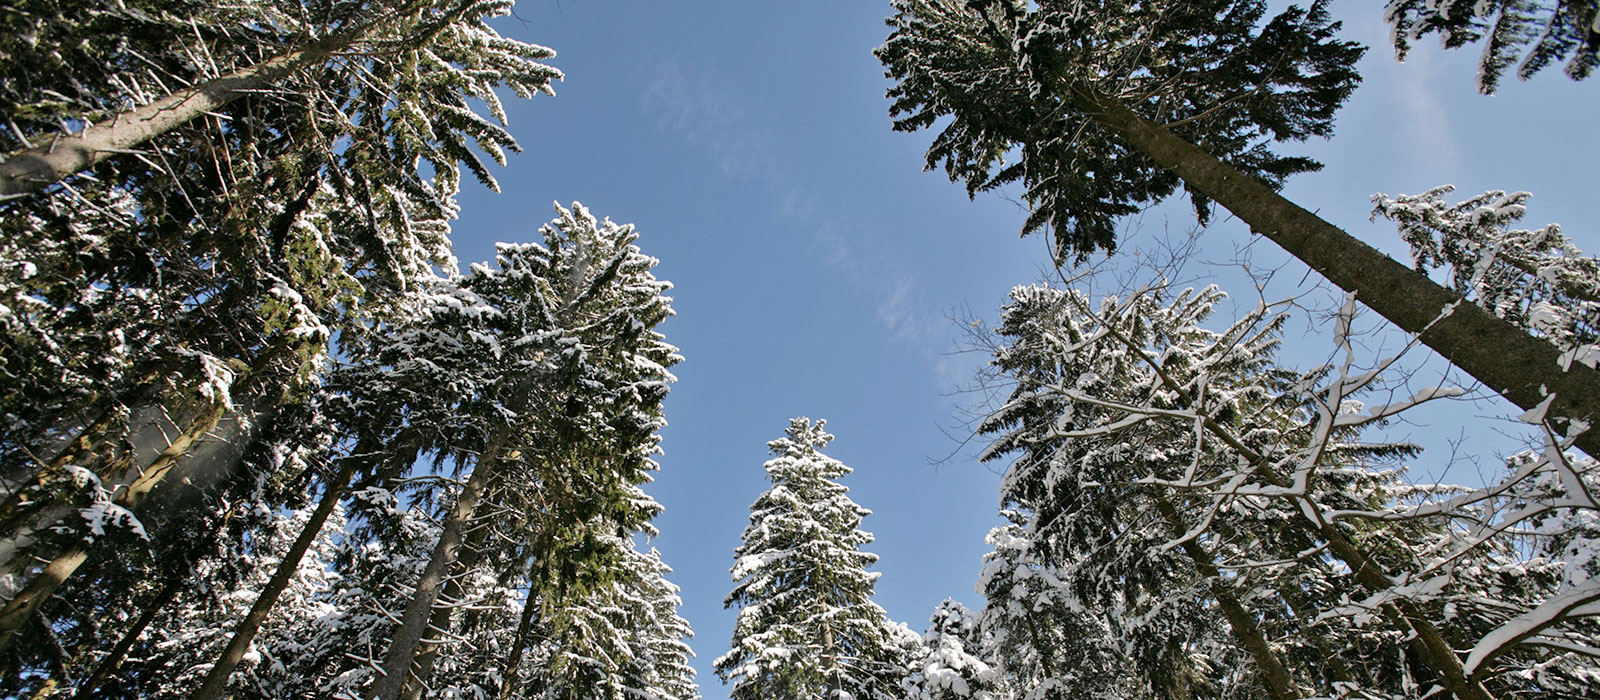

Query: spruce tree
[
  {"left": 877, "top": 0, "right": 1600, "bottom": 460},
  {"left": 717, "top": 418, "right": 906, "bottom": 700}
]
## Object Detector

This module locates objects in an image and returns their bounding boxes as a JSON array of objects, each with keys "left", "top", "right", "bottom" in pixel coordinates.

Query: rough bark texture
[
  {"left": 497, "top": 581, "right": 543, "bottom": 700},
  {"left": 1070, "top": 85, "right": 1600, "bottom": 461},
  {"left": 1155, "top": 499, "right": 1300, "bottom": 700},
  {"left": 367, "top": 441, "right": 502, "bottom": 700},
  {"left": 0, "top": 401, "right": 204, "bottom": 585},
  {"left": 399, "top": 513, "right": 491, "bottom": 700},
  {"left": 0, "top": 29, "right": 359, "bottom": 197}
]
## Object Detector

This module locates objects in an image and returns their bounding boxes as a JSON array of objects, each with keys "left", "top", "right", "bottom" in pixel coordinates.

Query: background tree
[
  {"left": 717, "top": 418, "right": 909, "bottom": 700},
  {"left": 903, "top": 599, "right": 1007, "bottom": 700}
]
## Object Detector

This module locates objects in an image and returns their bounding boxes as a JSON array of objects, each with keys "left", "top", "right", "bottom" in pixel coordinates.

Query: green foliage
[{"left": 877, "top": 0, "right": 1363, "bottom": 263}]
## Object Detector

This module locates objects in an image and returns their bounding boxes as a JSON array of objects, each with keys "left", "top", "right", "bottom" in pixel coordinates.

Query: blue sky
[{"left": 449, "top": 2, "right": 1599, "bottom": 695}]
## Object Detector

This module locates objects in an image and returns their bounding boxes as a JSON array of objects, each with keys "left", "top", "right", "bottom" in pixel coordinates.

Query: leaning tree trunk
[
  {"left": 70, "top": 574, "right": 185, "bottom": 700},
  {"left": 1153, "top": 498, "right": 1301, "bottom": 700},
  {"left": 367, "top": 435, "right": 507, "bottom": 700},
  {"left": 1067, "top": 85, "right": 1600, "bottom": 462},
  {"left": 189, "top": 454, "right": 364, "bottom": 699},
  {"left": 0, "top": 26, "right": 367, "bottom": 197},
  {"left": 0, "top": 400, "right": 231, "bottom": 650},
  {"left": 0, "top": 399, "right": 215, "bottom": 585},
  {"left": 497, "top": 578, "right": 544, "bottom": 700},
  {"left": 0, "top": 377, "right": 157, "bottom": 530},
  {"left": 399, "top": 510, "right": 494, "bottom": 700}
]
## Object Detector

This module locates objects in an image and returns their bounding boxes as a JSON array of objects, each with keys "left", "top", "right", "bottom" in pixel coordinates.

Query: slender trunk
[
  {"left": 1153, "top": 499, "right": 1300, "bottom": 700},
  {"left": 1021, "top": 610, "right": 1059, "bottom": 688},
  {"left": 497, "top": 583, "right": 543, "bottom": 700},
  {"left": 821, "top": 623, "right": 838, "bottom": 697},
  {"left": 72, "top": 575, "right": 184, "bottom": 700},
  {"left": 399, "top": 515, "right": 492, "bottom": 700},
  {"left": 0, "top": 379, "right": 148, "bottom": 528},
  {"left": 188, "top": 457, "right": 361, "bottom": 700},
  {"left": 0, "top": 28, "right": 365, "bottom": 197},
  {"left": 1069, "top": 85, "right": 1600, "bottom": 461},
  {"left": 0, "top": 402, "right": 225, "bottom": 650},
  {"left": 1323, "top": 533, "right": 1493, "bottom": 700},
  {"left": 367, "top": 438, "right": 503, "bottom": 700}
]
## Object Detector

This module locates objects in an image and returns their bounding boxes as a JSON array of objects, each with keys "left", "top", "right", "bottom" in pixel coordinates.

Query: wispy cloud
[
  {"left": 637, "top": 58, "right": 946, "bottom": 364},
  {"left": 1347, "top": 11, "right": 1463, "bottom": 179},
  {"left": 639, "top": 60, "right": 778, "bottom": 182}
]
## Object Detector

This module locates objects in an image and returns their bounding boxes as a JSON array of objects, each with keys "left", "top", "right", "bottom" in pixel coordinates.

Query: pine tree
[
  {"left": 973, "top": 524, "right": 1152, "bottom": 700},
  {"left": 717, "top": 418, "right": 907, "bottom": 700},
  {"left": 342, "top": 203, "right": 684, "bottom": 700},
  {"left": 1384, "top": 0, "right": 1599, "bottom": 93},
  {"left": 876, "top": 0, "right": 1600, "bottom": 461}
]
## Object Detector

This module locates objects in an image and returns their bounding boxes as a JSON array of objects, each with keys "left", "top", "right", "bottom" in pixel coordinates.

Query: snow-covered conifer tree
[
  {"left": 334, "top": 204, "right": 685, "bottom": 700},
  {"left": 974, "top": 281, "right": 1539, "bottom": 699},
  {"left": 0, "top": 0, "right": 564, "bottom": 666},
  {"left": 904, "top": 599, "right": 1007, "bottom": 700},
  {"left": 717, "top": 418, "right": 906, "bottom": 700},
  {"left": 1373, "top": 186, "right": 1598, "bottom": 363}
]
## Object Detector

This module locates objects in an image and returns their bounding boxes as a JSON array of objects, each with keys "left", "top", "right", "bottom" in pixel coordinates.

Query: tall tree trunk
[
  {"left": 189, "top": 422, "right": 417, "bottom": 700},
  {"left": 1153, "top": 498, "right": 1300, "bottom": 700},
  {"left": 0, "top": 377, "right": 155, "bottom": 529},
  {"left": 0, "top": 400, "right": 212, "bottom": 586},
  {"left": 71, "top": 574, "right": 184, "bottom": 700},
  {"left": 399, "top": 512, "right": 492, "bottom": 700},
  {"left": 497, "top": 582, "right": 543, "bottom": 700},
  {"left": 1068, "top": 85, "right": 1600, "bottom": 461},
  {"left": 188, "top": 458, "right": 362, "bottom": 700},
  {"left": 367, "top": 435, "right": 505, "bottom": 700},
  {"left": 0, "top": 27, "right": 366, "bottom": 197},
  {"left": 0, "top": 401, "right": 226, "bottom": 650}
]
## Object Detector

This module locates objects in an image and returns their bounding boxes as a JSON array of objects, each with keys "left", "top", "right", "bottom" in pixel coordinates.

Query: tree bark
[
  {"left": 496, "top": 582, "right": 543, "bottom": 700},
  {"left": 188, "top": 456, "right": 362, "bottom": 700},
  {"left": 367, "top": 436, "right": 504, "bottom": 700},
  {"left": 1154, "top": 498, "right": 1301, "bottom": 700},
  {"left": 0, "top": 401, "right": 225, "bottom": 650},
  {"left": 0, "top": 400, "right": 209, "bottom": 585},
  {"left": 0, "top": 27, "right": 365, "bottom": 198},
  {"left": 1068, "top": 85, "right": 1600, "bottom": 461},
  {"left": 0, "top": 377, "right": 153, "bottom": 530},
  {"left": 399, "top": 511, "right": 492, "bottom": 700},
  {"left": 72, "top": 574, "right": 184, "bottom": 700}
]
